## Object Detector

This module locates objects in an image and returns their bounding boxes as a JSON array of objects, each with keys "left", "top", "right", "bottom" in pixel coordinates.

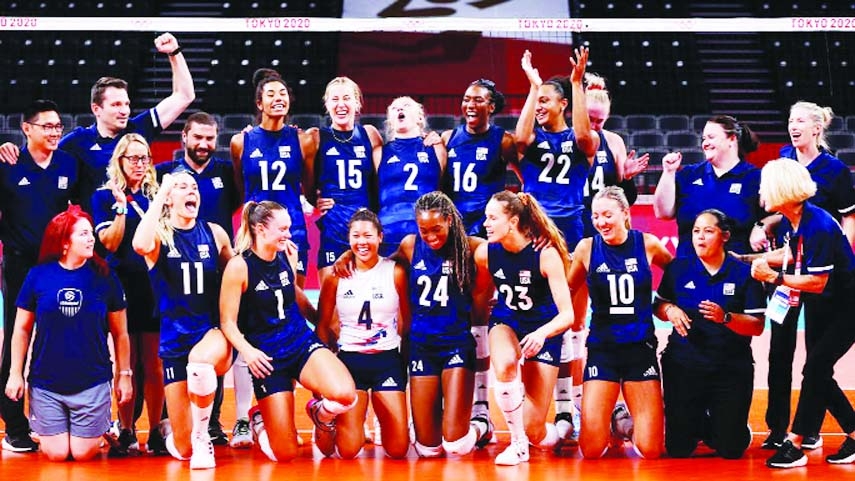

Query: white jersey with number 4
[{"left": 337, "top": 257, "right": 401, "bottom": 353}]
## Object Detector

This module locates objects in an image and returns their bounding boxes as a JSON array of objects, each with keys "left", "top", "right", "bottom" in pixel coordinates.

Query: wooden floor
[{"left": 2, "top": 388, "right": 854, "bottom": 480}]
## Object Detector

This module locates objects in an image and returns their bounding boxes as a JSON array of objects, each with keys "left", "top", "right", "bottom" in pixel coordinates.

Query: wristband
[
  {"left": 113, "top": 204, "right": 127, "bottom": 215},
  {"left": 774, "top": 271, "right": 784, "bottom": 286},
  {"left": 118, "top": 369, "right": 133, "bottom": 376},
  {"left": 723, "top": 312, "right": 732, "bottom": 324},
  {"left": 168, "top": 46, "right": 184, "bottom": 57}
]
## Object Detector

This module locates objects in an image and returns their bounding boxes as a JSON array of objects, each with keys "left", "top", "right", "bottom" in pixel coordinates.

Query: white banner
[{"left": 342, "top": 0, "right": 570, "bottom": 19}]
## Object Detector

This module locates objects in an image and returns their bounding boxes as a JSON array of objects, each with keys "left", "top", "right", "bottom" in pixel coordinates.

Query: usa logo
[{"left": 57, "top": 288, "right": 83, "bottom": 317}]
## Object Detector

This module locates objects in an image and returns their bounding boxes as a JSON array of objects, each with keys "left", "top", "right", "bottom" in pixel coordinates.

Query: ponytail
[{"left": 235, "top": 200, "right": 288, "bottom": 255}]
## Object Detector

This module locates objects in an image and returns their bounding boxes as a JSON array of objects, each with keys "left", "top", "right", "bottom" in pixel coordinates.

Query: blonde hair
[
  {"left": 234, "top": 200, "right": 288, "bottom": 254},
  {"left": 323, "top": 76, "right": 363, "bottom": 116},
  {"left": 101, "top": 133, "right": 158, "bottom": 199},
  {"left": 156, "top": 170, "right": 198, "bottom": 252},
  {"left": 760, "top": 158, "right": 817, "bottom": 208},
  {"left": 790, "top": 101, "right": 835, "bottom": 151},
  {"left": 584, "top": 72, "right": 611, "bottom": 111},
  {"left": 385, "top": 96, "right": 428, "bottom": 140},
  {"left": 592, "top": 185, "right": 631, "bottom": 230},
  {"left": 491, "top": 191, "right": 572, "bottom": 277}
]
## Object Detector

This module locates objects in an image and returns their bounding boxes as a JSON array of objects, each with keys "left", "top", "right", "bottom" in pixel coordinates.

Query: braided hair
[{"left": 414, "top": 191, "right": 472, "bottom": 294}]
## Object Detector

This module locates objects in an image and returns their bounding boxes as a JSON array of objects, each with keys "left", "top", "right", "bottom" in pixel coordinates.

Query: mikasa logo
[{"left": 57, "top": 288, "right": 83, "bottom": 317}]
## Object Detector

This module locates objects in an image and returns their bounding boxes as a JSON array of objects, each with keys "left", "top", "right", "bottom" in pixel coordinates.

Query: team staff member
[
  {"left": 133, "top": 171, "right": 234, "bottom": 469},
  {"left": 316, "top": 208, "right": 410, "bottom": 459},
  {"left": 92, "top": 134, "right": 162, "bottom": 456},
  {"left": 474, "top": 191, "right": 574, "bottom": 466},
  {"left": 0, "top": 100, "right": 83, "bottom": 452},
  {"left": 655, "top": 210, "right": 765, "bottom": 459},
  {"left": 745, "top": 159, "right": 855, "bottom": 469},
  {"left": 568, "top": 186, "right": 672, "bottom": 460},
  {"left": 219, "top": 201, "right": 357, "bottom": 462},
  {"left": 0, "top": 33, "right": 194, "bottom": 208},
  {"left": 231, "top": 69, "right": 316, "bottom": 287},
  {"left": 156, "top": 112, "right": 243, "bottom": 447},
  {"left": 5, "top": 206, "right": 131, "bottom": 461},
  {"left": 653, "top": 115, "right": 760, "bottom": 257}
]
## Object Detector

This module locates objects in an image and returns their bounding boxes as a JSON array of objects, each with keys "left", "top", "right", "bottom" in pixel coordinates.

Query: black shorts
[
  {"left": 584, "top": 340, "right": 660, "bottom": 383},
  {"left": 339, "top": 350, "right": 407, "bottom": 391}
]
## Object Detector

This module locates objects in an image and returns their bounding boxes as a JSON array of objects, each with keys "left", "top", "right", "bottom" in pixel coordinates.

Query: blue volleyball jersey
[
  {"left": 377, "top": 137, "right": 442, "bottom": 245},
  {"left": 315, "top": 125, "right": 375, "bottom": 243},
  {"left": 60, "top": 109, "right": 161, "bottom": 198},
  {"left": 238, "top": 250, "right": 316, "bottom": 368},
  {"left": 91, "top": 188, "right": 150, "bottom": 274},
  {"left": 149, "top": 222, "right": 221, "bottom": 360},
  {"left": 587, "top": 230, "right": 655, "bottom": 346},
  {"left": 156, "top": 157, "right": 239, "bottom": 240},
  {"left": 519, "top": 128, "right": 588, "bottom": 218},
  {"left": 241, "top": 126, "right": 308, "bottom": 251},
  {"left": 0, "top": 147, "right": 82, "bottom": 258},
  {"left": 444, "top": 125, "right": 507, "bottom": 235},
  {"left": 779, "top": 147, "right": 855, "bottom": 221},
  {"left": 657, "top": 254, "right": 766, "bottom": 368},
  {"left": 779, "top": 202, "right": 855, "bottom": 300},
  {"left": 409, "top": 236, "right": 473, "bottom": 347},
  {"left": 582, "top": 131, "right": 619, "bottom": 236},
  {"left": 488, "top": 242, "right": 559, "bottom": 331},
  {"left": 674, "top": 160, "right": 761, "bottom": 256},
  {"left": 17, "top": 261, "right": 126, "bottom": 394}
]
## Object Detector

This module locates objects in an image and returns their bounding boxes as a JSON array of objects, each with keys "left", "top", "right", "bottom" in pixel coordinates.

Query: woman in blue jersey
[
  {"left": 230, "top": 68, "right": 317, "bottom": 287},
  {"left": 568, "top": 186, "right": 672, "bottom": 459},
  {"left": 133, "top": 170, "right": 234, "bottom": 469},
  {"left": 315, "top": 208, "right": 410, "bottom": 459},
  {"left": 655, "top": 209, "right": 766, "bottom": 459},
  {"left": 472, "top": 191, "right": 573, "bottom": 466},
  {"left": 92, "top": 133, "right": 164, "bottom": 456},
  {"left": 5, "top": 206, "right": 131, "bottom": 461},
  {"left": 755, "top": 101, "right": 855, "bottom": 451},
  {"left": 310, "top": 77, "right": 383, "bottom": 285},
  {"left": 653, "top": 115, "right": 761, "bottom": 257},
  {"left": 219, "top": 201, "right": 357, "bottom": 462},
  {"left": 375, "top": 96, "right": 446, "bottom": 257},
  {"left": 743, "top": 159, "right": 855, "bottom": 468}
]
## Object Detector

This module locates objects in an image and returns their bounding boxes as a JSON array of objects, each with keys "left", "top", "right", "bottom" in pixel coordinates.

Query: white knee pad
[
  {"left": 186, "top": 362, "right": 217, "bottom": 396},
  {"left": 471, "top": 325, "right": 489, "bottom": 359},
  {"left": 442, "top": 425, "right": 478, "bottom": 456},
  {"left": 560, "top": 329, "right": 574, "bottom": 363},
  {"left": 493, "top": 379, "right": 524, "bottom": 413},
  {"left": 414, "top": 441, "right": 444, "bottom": 458},
  {"left": 570, "top": 329, "right": 586, "bottom": 361},
  {"left": 258, "top": 430, "right": 278, "bottom": 462},
  {"left": 322, "top": 396, "right": 357, "bottom": 417},
  {"left": 536, "top": 423, "right": 559, "bottom": 449},
  {"left": 165, "top": 433, "right": 189, "bottom": 461}
]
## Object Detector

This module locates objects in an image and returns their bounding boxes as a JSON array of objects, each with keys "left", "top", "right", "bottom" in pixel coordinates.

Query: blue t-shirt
[
  {"left": 444, "top": 124, "right": 507, "bottom": 236},
  {"left": 156, "top": 157, "right": 239, "bottom": 239},
  {"left": 519, "top": 128, "right": 588, "bottom": 219},
  {"left": 238, "top": 250, "right": 315, "bottom": 368},
  {"left": 409, "top": 236, "right": 473, "bottom": 348},
  {"left": 657, "top": 254, "right": 767, "bottom": 369},
  {"left": 60, "top": 109, "right": 161, "bottom": 205},
  {"left": 241, "top": 125, "right": 308, "bottom": 252},
  {"left": 148, "top": 222, "right": 221, "bottom": 360},
  {"left": 17, "top": 261, "right": 126, "bottom": 393},
  {"left": 779, "top": 146, "right": 855, "bottom": 221},
  {"left": 377, "top": 137, "right": 442, "bottom": 246},
  {"left": 91, "top": 188, "right": 150, "bottom": 275},
  {"left": 488, "top": 242, "right": 559, "bottom": 332},
  {"left": 674, "top": 160, "right": 761, "bottom": 256},
  {"left": 0, "top": 146, "right": 82, "bottom": 258},
  {"left": 586, "top": 230, "right": 655, "bottom": 347}
]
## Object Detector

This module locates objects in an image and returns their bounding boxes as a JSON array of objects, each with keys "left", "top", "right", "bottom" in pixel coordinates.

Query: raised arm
[
  {"left": 569, "top": 47, "right": 599, "bottom": 157},
  {"left": 515, "top": 50, "right": 542, "bottom": 152},
  {"left": 132, "top": 173, "right": 173, "bottom": 265},
  {"left": 652, "top": 152, "right": 682, "bottom": 219},
  {"left": 151, "top": 33, "right": 195, "bottom": 129}
]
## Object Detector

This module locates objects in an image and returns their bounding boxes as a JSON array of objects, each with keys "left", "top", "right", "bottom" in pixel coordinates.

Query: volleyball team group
[{"left": 1, "top": 33, "right": 854, "bottom": 471}]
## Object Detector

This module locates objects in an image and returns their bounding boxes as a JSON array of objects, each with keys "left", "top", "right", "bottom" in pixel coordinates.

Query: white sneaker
[
  {"left": 230, "top": 418, "right": 254, "bottom": 449},
  {"left": 190, "top": 433, "right": 216, "bottom": 470},
  {"left": 495, "top": 439, "right": 530, "bottom": 466}
]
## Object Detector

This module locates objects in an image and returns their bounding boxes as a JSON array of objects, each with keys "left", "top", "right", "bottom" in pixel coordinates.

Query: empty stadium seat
[
  {"left": 836, "top": 149, "right": 855, "bottom": 166},
  {"left": 604, "top": 115, "right": 625, "bottom": 131},
  {"left": 665, "top": 132, "right": 699, "bottom": 149},
  {"left": 222, "top": 114, "right": 255, "bottom": 132},
  {"left": 629, "top": 132, "right": 664, "bottom": 149},
  {"left": 625, "top": 115, "right": 658, "bottom": 132},
  {"left": 828, "top": 133, "right": 855, "bottom": 152},
  {"left": 291, "top": 114, "right": 324, "bottom": 129},
  {"left": 658, "top": 115, "right": 690, "bottom": 131},
  {"left": 492, "top": 114, "right": 518, "bottom": 132}
]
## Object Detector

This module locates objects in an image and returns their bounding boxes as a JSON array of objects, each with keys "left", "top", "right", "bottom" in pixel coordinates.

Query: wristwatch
[
  {"left": 118, "top": 369, "right": 133, "bottom": 376},
  {"left": 113, "top": 204, "right": 128, "bottom": 215},
  {"left": 723, "top": 312, "right": 732, "bottom": 324},
  {"left": 774, "top": 271, "right": 784, "bottom": 286}
]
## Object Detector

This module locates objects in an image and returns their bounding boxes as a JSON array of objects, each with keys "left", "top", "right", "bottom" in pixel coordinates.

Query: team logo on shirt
[
  {"left": 18, "top": 177, "right": 30, "bottom": 186},
  {"left": 278, "top": 146, "right": 291, "bottom": 158},
  {"left": 296, "top": 260, "right": 304, "bottom": 272},
  {"left": 729, "top": 183, "right": 742, "bottom": 194},
  {"left": 342, "top": 289, "right": 355, "bottom": 299},
  {"left": 493, "top": 268, "right": 506, "bottom": 280},
  {"left": 723, "top": 283, "right": 735, "bottom": 296},
  {"left": 417, "top": 152, "right": 429, "bottom": 163},
  {"left": 326, "top": 146, "right": 340, "bottom": 156},
  {"left": 167, "top": 245, "right": 182, "bottom": 258},
  {"left": 536, "top": 141, "right": 550, "bottom": 150},
  {"left": 90, "top": 144, "right": 102, "bottom": 151},
  {"left": 372, "top": 287, "right": 384, "bottom": 299},
  {"left": 476, "top": 147, "right": 488, "bottom": 161},
  {"left": 58, "top": 176, "right": 68, "bottom": 190},
  {"left": 255, "top": 280, "right": 269, "bottom": 291},
  {"left": 212, "top": 177, "right": 224, "bottom": 189},
  {"left": 57, "top": 288, "right": 83, "bottom": 317},
  {"left": 387, "top": 155, "right": 401, "bottom": 164},
  {"left": 198, "top": 245, "right": 210, "bottom": 260},
  {"left": 279, "top": 270, "right": 291, "bottom": 287},
  {"left": 625, "top": 258, "right": 638, "bottom": 273},
  {"left": 354, "top": 146, "right": 366, "bottom": 158},
  {"left": 692, "top": 178, "right": 704, "bottom": 186},
  {"left": 519, "top": 270, "right": 531, "bottom": 285},
  {"left": 413, "top": 260, "right": 427, "bottom": 271},
  {"left": 595, "top": 263, "right": 610, "bottom": 273},
  {"left": 561, "top": 141, "right": 574, "bottom": 153},
  {"left": 441, "top": 260, "right": 452, "bottom": 275},
  {"left": 596, "top": 151, "right": 608, "bottom": 164},
  {"left": 249, "top": 148, "right": 263, "bottom": 158},
  {"left": 684, "top": 281, "right": 696, "bottom": 289},
  {"left": 448, "top": 148, "right": 457, "bottom": 158}
]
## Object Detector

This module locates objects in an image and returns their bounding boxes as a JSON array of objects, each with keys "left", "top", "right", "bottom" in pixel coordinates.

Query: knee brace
[
  {"left": 442, "top": 425, "right": 478, "bottom": 456},
  {"left": 414, "top": 441, "right": 443, "bottom": 458},
  {"left": 186, "top": 362, "right": 217, "bottom": 396}
]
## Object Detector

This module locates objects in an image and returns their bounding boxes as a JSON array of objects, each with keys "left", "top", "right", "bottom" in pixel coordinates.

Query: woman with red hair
[{"left": 4, "top": 205, "right": 132, "bottom": 461}]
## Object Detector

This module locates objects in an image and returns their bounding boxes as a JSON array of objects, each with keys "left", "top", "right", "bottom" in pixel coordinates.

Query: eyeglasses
[
  {"left": 120, "top": 155, "right": 151, "bottom": 165},
  {"left": 25, "top": 121, "right": 64, "bottom": 133}
]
